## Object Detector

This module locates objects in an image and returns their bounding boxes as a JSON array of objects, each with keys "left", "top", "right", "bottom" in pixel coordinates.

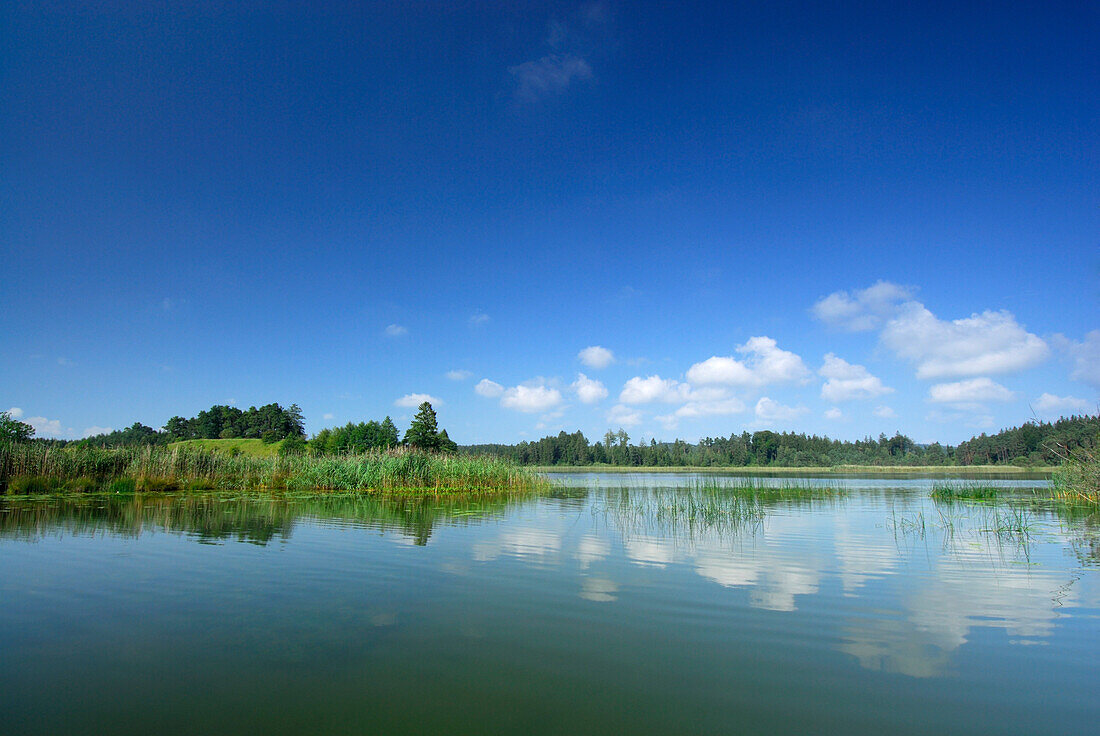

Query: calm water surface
[{"left": 1, "top": 473, "right": 1098, "bottom": 735}]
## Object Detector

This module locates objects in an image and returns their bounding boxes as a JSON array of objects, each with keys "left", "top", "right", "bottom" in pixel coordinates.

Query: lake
[{"left": 1, "top": 472, "right": 1098, "bottom": 735}]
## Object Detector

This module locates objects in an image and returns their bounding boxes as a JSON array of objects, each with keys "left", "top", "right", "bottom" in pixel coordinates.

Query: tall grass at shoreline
[
  {"left": 1050, "top": 446, "right": 1100, "bottom": 507},
  {"left": 0, "top": 442, "right": 545, "bottom": 496}
]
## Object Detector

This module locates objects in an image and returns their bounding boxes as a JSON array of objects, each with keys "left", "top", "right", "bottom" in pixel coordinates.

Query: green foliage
[
  {"left": 464, "top": 414, "right": 1099, "bottom": 469},
  {"left": 0, "top": 412, "right": 34, "bottom": 443},
  {"left": 278, "top": 435, "right": 308, "bottom": 457},
  {"left": 310, "top": 417, "right": 399, "bottom": 455},
  {"left": 403, "top": 402, "right": 441, "bottom": 451},
  {"left": 930, "top": 482, "right": 1000, "bottom": 501},
  {"left": 0, "top": 442, "right": 545, "bottom": 496},
  {"left": 169, "top": 439, "right": 283, "bottom": 458},
  {"left": 1051, "top": 445, "right": 1100, "bottom": 505},
  {"left": 78, "top": 403, "right": 308, "bottom": 447},
  {"left": 400, "top": 402, "right": 456, "bottom": 453}
]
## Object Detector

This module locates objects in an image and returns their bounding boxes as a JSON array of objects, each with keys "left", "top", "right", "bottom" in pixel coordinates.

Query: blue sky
[{"left": 2, "top": 1, "right": 1097, "bottom": 445}]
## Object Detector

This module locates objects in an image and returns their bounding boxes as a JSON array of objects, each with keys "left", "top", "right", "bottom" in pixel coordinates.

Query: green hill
[{"left": 168, "top": 438, "right": 284, "bottom": 457}]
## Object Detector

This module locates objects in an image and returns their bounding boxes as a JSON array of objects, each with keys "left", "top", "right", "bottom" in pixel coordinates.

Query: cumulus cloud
[
  {"left": 322, "top": 413, "right": 335, "bottom": 420},
  {"left": 873, "top": 406, "right": 896, "bottom": 418},
  {"left": 928, "top": 378, "right": 1015, "bottom": 404},
  {"left": 509, "top": 54, "right": 593, "bottom": 102},
  {"left": 571, "top": 373, "right": 608, "bottom": 403},
  {"left": 501, "top": 384, "right": 564, "bottom": 413},
  {"left": 673, "top": 396, "right": 747, "bottom": 418},
  {"left": 394, "top": 393, "right": 442, "bottom": 408},
  {"left": 469, "top": 311, "right": 490, "bottom": 326},
  {"left": 619, "top": 375, "right": 689, "bottom": 404},
  {"left": 754, "top": 397, "right": 809, "bottom": 423},
  {"left": 82, "top": 426, "right": 113, "bottom": 438},
  {"left": 686, "top": 337, "right": 810, "bottom": 387},
  {"left": 475, "top": 379, "right": 505, "bottom": 398},
  {"left": 1034, "top": 393, "right": 1091, "bottom": 416},
  {"left": 882, "top": 303, "right": 1048, "bottom": 379},
  {"left": 819, "top": 354, "right": 894, "bottom": 402},
  {"left": 812, "top": 281, "right": 914, "bottom": 331},
  {"left": 446, "top": 370, "right": 473, "bottom": 381},
  {"left": 25, "top": 415, "right": 66, "bottom": 438},
  {"left": 824, "top": 408, "right": 843, "bottom": 420},
  {"left": 6, "top": 407, "right": 23, "bottom": 419},
  {"left": 384, "top": 324, "right": 408, "bottom": 337},
  {"left": 1052, "top": 330, "right": 1100, "bottom": 388},
  {"left": 578, "top": 345, "right": 614, "bottom": 369},
  {"left": 607, "top": 404, "right": 642, "bottom": 428}
]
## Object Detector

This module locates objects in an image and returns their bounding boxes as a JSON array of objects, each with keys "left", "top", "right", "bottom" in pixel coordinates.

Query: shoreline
[{"left": 532, "top": 464, "right": 1056, "bottom": 476}]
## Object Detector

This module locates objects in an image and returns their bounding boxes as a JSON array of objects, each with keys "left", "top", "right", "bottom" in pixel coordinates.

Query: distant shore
[{"left": 532, "top": 464, "right": 1055, "bottom": 476}]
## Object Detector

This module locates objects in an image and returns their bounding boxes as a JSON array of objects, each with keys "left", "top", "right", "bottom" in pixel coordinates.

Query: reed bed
[
  {"left": 689, "top": 477, "right": 847, "bottom": 503},
  {"left": 1049, "top": 446, "right": 1100, "bottom": 508},
  {"left": 929, "top": 481, "right": 1000, "bottom": 501},
  {"left": 0, "top": 442, "right": 546, "bottom": 496}
]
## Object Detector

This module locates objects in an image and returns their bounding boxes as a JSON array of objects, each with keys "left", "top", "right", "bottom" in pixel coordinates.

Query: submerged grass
[{"left": 0, "top": 442, "right": 546, "bottom": 496}]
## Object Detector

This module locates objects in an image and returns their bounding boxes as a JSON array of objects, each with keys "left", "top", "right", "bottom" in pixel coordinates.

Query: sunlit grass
[{"left": 0, "top": 442, "right": 546, "bottom": 496}]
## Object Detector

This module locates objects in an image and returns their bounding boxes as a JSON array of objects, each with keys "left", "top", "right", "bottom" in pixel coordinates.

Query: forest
[
  {"left": 461, "top": 414, "right": 1100, "bottom": 468},
  {"left": 5, "top": 404, "right": 1096, "bottom": 468}
]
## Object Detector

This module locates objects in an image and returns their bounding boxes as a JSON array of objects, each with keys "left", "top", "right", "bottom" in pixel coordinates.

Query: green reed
[{"left": 0, "top": 442, "right": 546, "bottom": 496}]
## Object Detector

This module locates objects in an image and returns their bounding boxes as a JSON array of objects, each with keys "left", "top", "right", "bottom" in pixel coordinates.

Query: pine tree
[{"left": 403, "top": 402, "right": 442, "bottom": 451}]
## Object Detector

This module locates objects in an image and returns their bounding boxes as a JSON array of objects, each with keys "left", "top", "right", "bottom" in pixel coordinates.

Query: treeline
[
  {"left": 29, "top": 401, "right": 458, "bottom": 456},
  {"left": 462, "top": 414, "right": 1100, "bottom": 468},
  {"left": 77, "top": 403, "right": 306, "bottom": 447}
]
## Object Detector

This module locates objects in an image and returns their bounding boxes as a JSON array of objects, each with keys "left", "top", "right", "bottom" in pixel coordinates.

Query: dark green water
[{"left": 1, "top": 474, "right": 1098, "bottom": 735}]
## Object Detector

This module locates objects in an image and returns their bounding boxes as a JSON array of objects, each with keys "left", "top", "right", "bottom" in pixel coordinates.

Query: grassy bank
[
  {"left": 534, "top": 464, "right": 1055, "bottom": 475},
  {"left": 168, "top": 438, "right": 285, "bottom": 457},
  {"left": 0, "top": 442, "right": 546, "bottom": 496}
]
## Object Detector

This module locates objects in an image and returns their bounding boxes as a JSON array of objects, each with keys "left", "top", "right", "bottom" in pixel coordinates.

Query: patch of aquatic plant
[
  {"left": 1049, "top": 445, "right": 1100, "bottom": 507},
  {"left": 930, "top": 481, "right": 1000, "bottom": 501},
  {"left": 0, "top": 442, "right": 546, "bottom": 496},
  {"left": 687, "top": 477, "right": 846, "bottom": 504},
  {"left": 597, "top": 486, "right": 765, "bottom": 542}
]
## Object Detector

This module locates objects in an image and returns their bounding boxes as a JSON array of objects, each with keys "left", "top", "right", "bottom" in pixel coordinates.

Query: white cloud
[
  {"left": 323, "top": 413, "right": 335, "bottom": 420},
  {"left": 882, "top": 303, "right": 1048, "bottom": 379},
  {"left": 394, "top": 393, "right": 442, "bottom": 408},
  {"left": 509, "top": 54, "right": 593, "bottom": 102},
  {"left": 928, "top": 378, "right": 1015, "bottom": 404},
  {"left": 873, "top": 405, "right": 896, "bottom": 418},
  {"left": 819, "top": 353, "right": 894, "bottom": 402},
  {"left": 1052, "top": 330, "right": 1100, "bottom": 388},
  {"left": 475, "top": 379, "right": 505, "bottom": 398},
  {"left": 25, "top": 416, "right": 66, "bottom": 438},
  {"left": 384, "top": 324, "right": 408, "bottom": 337},
  {"left": 664, "top": 385, "right": 747, "bottom": 421},
  {"left": 469, "top": 311, "right": 490, "bottom": 326},
  {"left": 6, "top": 407, "right": 23, "bottom": 419},
  {"left": 501, "top": 384, "right": 563, "bottom": 413},
  {"left": 824, "top": 408, "right": 843, "bottom": 420},
  {"left": 811, "top": 281, "right": 914, "bottom": 331},
  {"left": 57, "top": 357, "right": 75, "bottom": 366},
  {"left": 82, "top": 426, "right": 113, "bottom": 438},
  {"left": 446, "top": 370, "right": 473, "bottom": 381},
  {"left": 686, "top": 337, "right": 810, "bottom": 387},
  {"left": 607, "top": 404, "right": 642, "bottom": 428},
  {"left": 1034, "top": 393, "right": 1091, "bottom": 416},
  {"left": 754, "top": 397, "right": 809, "bottom": 423},
  {"left": 619, "top": 375, "right": 689, "bottom": 404},
  {"left": 578, "top": 345, "right": 614, "bottom": 369},
  {"left": 571, "top": 373, "right": 608, "bottom": 403}
]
